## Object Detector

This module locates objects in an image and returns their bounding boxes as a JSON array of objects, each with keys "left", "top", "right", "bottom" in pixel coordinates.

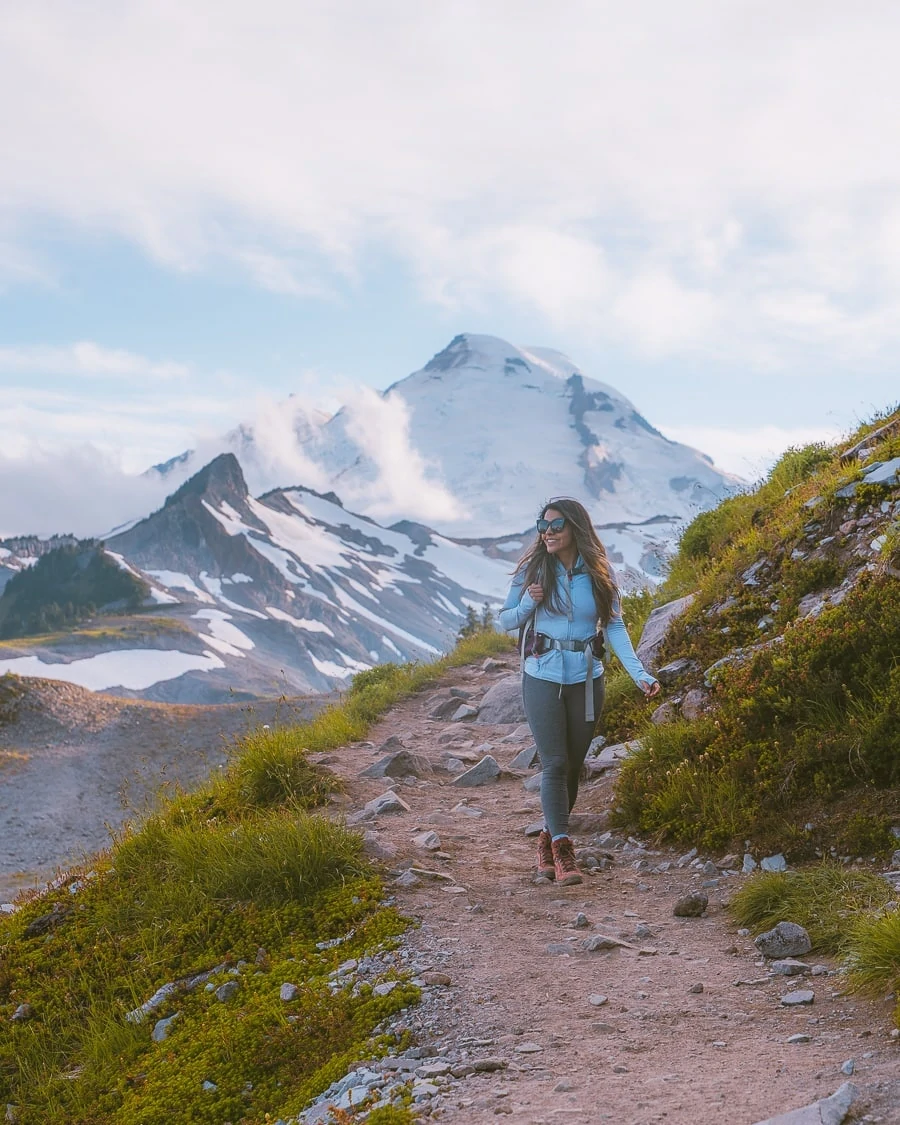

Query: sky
[{"left": 2, "top": 1, "right": 900, "bottom": 536}]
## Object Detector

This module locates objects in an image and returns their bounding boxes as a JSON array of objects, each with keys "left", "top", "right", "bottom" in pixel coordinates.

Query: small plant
[
  {"left": 846, "top": 908, "right": 900, "bottom": 1009},
  {"left": 456, "top": 601, "right": 498, "bottom": 642},
  {"left": 730, "top": 863, "right": 895, "bottom": 952}
]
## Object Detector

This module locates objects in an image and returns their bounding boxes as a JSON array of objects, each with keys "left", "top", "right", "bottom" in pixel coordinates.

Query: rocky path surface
[
  {"left": 315, "top": 659, "right": 900, "bottom": 1125},
  {"left": 0, "top": 678, "right": 327, "bottom": 900}
]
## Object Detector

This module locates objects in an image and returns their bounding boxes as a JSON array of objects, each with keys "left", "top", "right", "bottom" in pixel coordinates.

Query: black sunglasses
[{"left": 537, "top": 517, "right": 567, "bottom": 533}]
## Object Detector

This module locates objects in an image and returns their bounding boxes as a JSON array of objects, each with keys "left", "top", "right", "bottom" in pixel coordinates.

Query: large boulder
[
  {"left": 475, "top": 675, "right": 526, "bottom": 724},
  {"left": 636, "top": 594, "right": 695, "bottom": 669},
  {"left": 751, "top": 1081, "right": 858, "bottom": 1125}
]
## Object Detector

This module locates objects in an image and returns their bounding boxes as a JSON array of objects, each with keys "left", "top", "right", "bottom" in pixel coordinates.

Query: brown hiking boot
[
  {"left": 551, "top": 836, "right": 583, "bottom": 886},
  {"left": 536, "top": 830, "right": 556, "bottom": 881}
]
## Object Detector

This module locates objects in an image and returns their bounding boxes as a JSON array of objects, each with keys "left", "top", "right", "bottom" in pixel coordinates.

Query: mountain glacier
[
  {"left": 151, "top": 333, "right": 741, "bottom": 585},
  {"left": 1, "top": 335, "right": 744, "bottom": 698}
]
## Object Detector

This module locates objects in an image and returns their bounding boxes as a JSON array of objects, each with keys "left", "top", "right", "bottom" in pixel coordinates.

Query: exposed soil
[
  {"left": 318, "top": 660, "right": 900, "bottom": 1125},
  {"left": 0, "top": 676, "right": 328, "bottom": 900}
]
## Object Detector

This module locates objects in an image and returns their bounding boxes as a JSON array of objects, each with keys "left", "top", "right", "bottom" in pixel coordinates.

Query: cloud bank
[
  {"left": 4, "top": 3, "right": 900, "bottom": 369},
  {"left": 0, "top": 446, "right": 170, "bottom": 539}
]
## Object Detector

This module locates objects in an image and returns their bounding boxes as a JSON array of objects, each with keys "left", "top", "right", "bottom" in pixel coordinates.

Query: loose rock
[
  {"left": 473, "top": 1058, "right": 507, "bottom": 1072},
  {"left": 508, "top": 743, "right": 540, "bottom": 770},
  {"left": 429, "top": 697, "right": 462, "bottom": 720},
  {"left": 770, "top": 959, "right": 811, "bottom": 977},
  {"left": 581, "top": 934, "right": 633, "bottom": 952},
  {"left": 359, "top": 750, "right": 433, "bottom": 779},
  {"left": 674, "top": 892, "right": 708, "bottom": 918},
  {"left": 755, "top": 922, "right": 812, "bottom": 958},
  {"left": 452, "top": 755, "right": 501, "bottom": 787},
  {"left": 780, "top": 989, "right": 814, "bottom": 1006},
  {"left": 474, "top": 675, "right": 526, "bottom": 724},
  {"left": 750, "top": 1081, "right": 858, "bottom": 1125},
  {"left": 355, "top": 791, "right": 412, "bottom": 821},
  {"left": 151, "top": 1013, "right": 180, "bottom": 1042}
]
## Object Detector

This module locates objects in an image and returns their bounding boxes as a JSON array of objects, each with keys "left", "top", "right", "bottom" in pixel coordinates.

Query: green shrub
[
  {"left": 834, "top": 813, "right": 897, "bottom": 859},
  {"left": 767, "top": 442, "right": 835, "bottom": 490},
  {"left": 226, "top": 725, "right": 341, "bottom": 809},
  {"left": 113, "top": 812, "right": 365, "bottom": 909},
  {"left": 846, "top": 908, "right": 900, "bottom": 1009}
]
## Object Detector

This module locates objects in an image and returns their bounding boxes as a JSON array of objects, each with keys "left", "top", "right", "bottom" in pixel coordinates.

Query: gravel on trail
[{"left": 320, "top": 662, "right": 900, "bottom": 1125}]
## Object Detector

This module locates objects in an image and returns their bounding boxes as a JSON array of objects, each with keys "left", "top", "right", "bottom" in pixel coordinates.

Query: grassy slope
[
  {"left": 601, "top": 407, "right": 900, "bottom": 1026},
  {"left": 0, "top": 631, "right": 512, "bottom": 1125},
  {"left": 603, "top": 406, "right": 900, "bottom": 857}
]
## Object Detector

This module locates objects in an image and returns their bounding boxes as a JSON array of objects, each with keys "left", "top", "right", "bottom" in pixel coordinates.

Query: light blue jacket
[{"left": 497, "top": 557, "right": 657, "bottom": 688}]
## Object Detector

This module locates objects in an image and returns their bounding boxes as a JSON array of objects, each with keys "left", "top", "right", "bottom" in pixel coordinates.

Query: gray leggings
[{"left": 522, "top": 672, "right": 605, "bottom": 838}]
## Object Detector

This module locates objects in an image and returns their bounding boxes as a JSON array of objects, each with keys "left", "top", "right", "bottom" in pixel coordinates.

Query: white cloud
[
  {"left": 662, "top": 423, "right": 844, "bottom": 480},
  {"left": 0, "top": 381, "right": 258, "bottom": 473},
  {"left": 207, "top": 394, "right": 332, "bottom": 494},
  {"left": 0, "top": 446, "right": 170, "bottom": 539},
  {"left": 342, "top": 387, "right": 465, "bottom": 522},
  {"left": 4, "top": 4, "right": 900, "bottom": 367},
  {"left": 0, "top": 342, "right": 189, "bottom": 380}
]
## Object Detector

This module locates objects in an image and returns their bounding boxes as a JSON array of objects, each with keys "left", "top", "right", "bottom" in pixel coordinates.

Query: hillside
[
  {"left": 605, "top": 407, "right": 900, "bottom": 856},
  {"left": 0, "top": 540, "right": 148, "bottom": 639}
]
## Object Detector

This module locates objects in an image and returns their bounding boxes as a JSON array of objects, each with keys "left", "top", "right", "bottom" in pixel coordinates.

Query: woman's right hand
[{"left": 527, "top": 583, "right": 544, "bottom": 602}]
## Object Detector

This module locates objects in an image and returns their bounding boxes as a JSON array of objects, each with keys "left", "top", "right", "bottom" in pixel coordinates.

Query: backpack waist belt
[{"left": 540, "top": 635, "right": 602, "bottom": 722}]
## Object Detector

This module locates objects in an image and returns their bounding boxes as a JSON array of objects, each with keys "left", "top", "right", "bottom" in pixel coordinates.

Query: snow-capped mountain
[
  {"left": 318, "top": 334, "right": 739, "bottom": 535},
  {"left": 148, "top": 334, "right": 741, "bottom": 583},
  {"left": 103, "top": 454, "right": 509, "bottom": 699},
  {"left": 0, "top": 335, "right": 745, "bottom": 701}
]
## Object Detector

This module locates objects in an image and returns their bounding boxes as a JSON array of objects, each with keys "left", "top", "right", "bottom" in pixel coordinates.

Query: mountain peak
[
  {"left": 164, "top": 453, "right": 249, "bottom": 510},
  {"left": 421, "top": 333, "right": 538, "bottom": 376}
]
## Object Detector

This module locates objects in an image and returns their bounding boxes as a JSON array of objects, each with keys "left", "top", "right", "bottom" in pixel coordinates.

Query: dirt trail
[{"left": 320, "top": 659, "right": 900, "bottom": 1125}]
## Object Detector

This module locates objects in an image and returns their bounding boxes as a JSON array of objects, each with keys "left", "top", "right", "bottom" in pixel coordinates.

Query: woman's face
[{"left": 540, "top": 507, "right": 575, "bottom": 557}]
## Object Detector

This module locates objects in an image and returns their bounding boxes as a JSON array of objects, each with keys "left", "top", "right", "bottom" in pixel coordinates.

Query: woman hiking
[{"left": 498, "top": 497, "right": 660, "bottom": 885}]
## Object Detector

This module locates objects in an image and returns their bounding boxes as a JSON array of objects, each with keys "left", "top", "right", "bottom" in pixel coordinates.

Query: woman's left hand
[{"left": 639, "top": 680, "right": 661, "bottom": 698}]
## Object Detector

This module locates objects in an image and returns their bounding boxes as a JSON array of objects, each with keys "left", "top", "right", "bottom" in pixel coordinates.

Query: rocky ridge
[{"left": 0, "top": 455, "right": 514, "bottom": 701}]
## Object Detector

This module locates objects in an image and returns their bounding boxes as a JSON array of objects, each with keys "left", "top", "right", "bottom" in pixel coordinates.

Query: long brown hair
[{"left": 513, "top": 497, "right": 618, "bottom": 625}]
